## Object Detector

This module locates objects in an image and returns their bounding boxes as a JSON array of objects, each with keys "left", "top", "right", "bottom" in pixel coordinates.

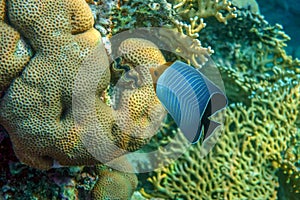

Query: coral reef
[
  {"left": 0, "top": 0, "right": 32, "bottom": 96},
  {"left": 0, "top": 0, "right": 165, "bottom": 170},
  {"left": 92, "top": 165, "right": 138, "bottom": 200},
  {"left": 109, "top": 0, "right": 174, "bottom": 35},
  {"left": 0, "top": 0, "right": 105, "bottom": 170},
  {"left": 109, "top": 38, "right": 167, "bottom": 152},
  {"left": 0, "top": 125, "right": 97, "bottom": 199},
  {"left": 1, "top": 0, "right": 299, "bottom": 199},
  {"left": 86, "top": 0, "right": 116, "bottom": 36},
  {"left": 142, "top": 83, "right": 299, "bottom": 199},
  {"left": 276, "top": 136, "right": 300, "bottom": 200},
  {"left": 199, "top": 8, "right": 300, "bottom": 103},
  {"left": 135, "top": 1, "right": 300, "bottom": 200},
  {"left": 257, "top": 0, "right": 300, "bottom": 58},
  {"left": 170, "top": 0, "right": 237, "bottom": 24},
  {"left": 232, "top": 0, "right": 260, "bottom": 14},
  {"left": 0, "top": 0, "right": 166, "bottom": 199}
]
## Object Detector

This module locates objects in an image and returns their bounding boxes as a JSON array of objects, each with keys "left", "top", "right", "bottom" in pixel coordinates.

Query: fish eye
[{"left": 154, "top": 70, "right": 159, "bottom": 77}]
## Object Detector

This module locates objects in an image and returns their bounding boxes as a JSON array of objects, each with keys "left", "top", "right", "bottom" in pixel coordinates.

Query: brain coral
[
  {"left": 0, "top": 0, "right": 105, "bottom": 170},
  {"left": 110, "top": 38, "right": 166, "bottom": 151},
  {"left": 92, "top": 165, "right": 138, "bottom": 200},
  {"left": 0, "top": 0, "right": 165, "bottom": 171},
  {"left": 0, "top": 0, "right": 32, "bottom": 96}
]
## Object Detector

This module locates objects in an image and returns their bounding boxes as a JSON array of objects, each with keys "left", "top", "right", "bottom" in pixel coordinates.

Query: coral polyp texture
[
  {"left": 0, "top": 0, "right": 32, "bottom": 96},
  {"left": 1, "top": 0, "right": 300, "bottom": 199},
  {"left": 92, "top": 165, "right": 138, "bottom": 200},
  {"left": 0, "top": 0, "right": 165, "bottom": 171},
  {"left": 110, "top": 38, "right": 166, "bottom": 151},
  {"left": 0, "top": 0, "right": 104, "bottom": 170}
]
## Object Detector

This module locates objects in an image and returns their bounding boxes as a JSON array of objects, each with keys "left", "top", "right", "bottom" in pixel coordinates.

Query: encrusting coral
[
  {"left": 0, "top": 0, "right": 166, "bottom": 170},
  {"left": 92, "top": 165, "right": 138, "bottom": 200},
  {"left": 0, "top": 0, "right": 105, "bottom": 170},
  {"left": 0, "top": 0, "right": 32, "bottom": 96}
]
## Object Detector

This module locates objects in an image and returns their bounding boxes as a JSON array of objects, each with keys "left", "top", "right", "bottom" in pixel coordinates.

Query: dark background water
[{"left": 257, "top": 0, "right": 300, "bottom": 58}]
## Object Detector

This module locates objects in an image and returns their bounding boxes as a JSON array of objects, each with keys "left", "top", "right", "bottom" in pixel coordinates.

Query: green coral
[
  {"left": 110, "top": 0, "right": 174, "bottom": 35},
  {"left": 199, "top": 9, "right": 300, "bottom": 104},
  {"left": 276, "top": 136, "right": 300, "bottom": 200},
  {"left": 137, "top": 1, "right": 300, "bottom": 200},
  {"left": 142, "top": 83, "right": 299, "bottom": 199}
]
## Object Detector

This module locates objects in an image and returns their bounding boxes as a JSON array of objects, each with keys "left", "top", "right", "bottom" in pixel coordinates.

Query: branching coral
[
  {"left": 275, "top": 136, "right": 300, "bottom": 199},
  {"left": 173, "top": 16, "right": 207, "bottom": 38},
  {"left": 1, "top": 0, "right": 299, "bottom": 199},
  {"left": 141, "top": 83, "right": 300, "bottom": 199},
  {"left": 198, "top": 9, "right": 300, "bottom": 103},
  {"left": 157, "top": 28, "right": 213, "bottom": 67},
  {"left": 170, "top": 0, "right": 237, "bottom": 24},
  {"left": 231, "top": 0, "right": 260, "bottom": 14},
  {"left": 91, "top": 0, "right": 230, "bottom": 68},
  {"left": 135, "top": 3, "right": 300, "bottom": 199}
]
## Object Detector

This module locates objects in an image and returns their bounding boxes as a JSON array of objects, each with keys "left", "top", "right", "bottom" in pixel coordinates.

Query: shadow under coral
[{"left": 0, "top": 125, "right": 97, "bottom": 200}]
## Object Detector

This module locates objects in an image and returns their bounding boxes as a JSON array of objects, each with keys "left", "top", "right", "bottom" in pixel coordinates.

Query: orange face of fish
[{"left": 149, "top": 62, "right": 173, "bottom": 92}]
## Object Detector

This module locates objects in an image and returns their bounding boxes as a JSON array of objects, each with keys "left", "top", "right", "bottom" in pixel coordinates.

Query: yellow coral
[
  {"left": 0, "top": 0, "right": 5, "bottom": 20},
  {"left": 0, "top": 1, "right": 165, "bottom": 170},
  {"left": 0, "top": 0, "right": 104, "bottom": 169},
  {"left": 119, "top": 38, "right": 166, "bottom": 67},
  {"left": 171, "top": 0, "right": 237, "bottom": 24},
  {"left": 92, "top": 165, "right": 138, "bottom": 200},
  {"left": 0, "top": 0, "right": 31, "bottom": 95},
  {"left": 157, "top": 28, "right": 213, "bottom": 67},
  {"left": 111, "top": 38, "right": 166, "bottom": 151},
  {"left": 273, "top": 138, "right": 300, "bottom": 197},
  {"left": 142, "top": 84, "right": 299, "bottom": 199}
]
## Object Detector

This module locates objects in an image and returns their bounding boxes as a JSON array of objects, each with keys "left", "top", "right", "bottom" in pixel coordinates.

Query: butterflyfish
[{"left": 150, "top": 61, "right": 227, "bottom": 144}]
